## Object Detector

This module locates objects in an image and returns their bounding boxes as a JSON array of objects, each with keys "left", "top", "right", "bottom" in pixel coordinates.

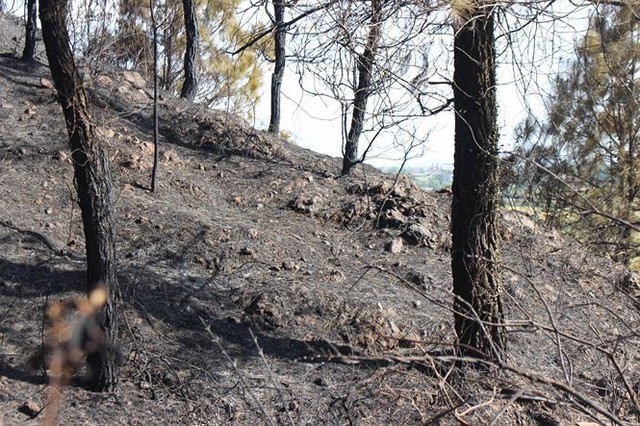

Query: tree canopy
[{"left": 513, "top": 4, "right": 640, "bottom": 266}]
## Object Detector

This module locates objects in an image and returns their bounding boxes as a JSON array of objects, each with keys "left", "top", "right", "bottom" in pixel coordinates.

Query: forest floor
[{"left": 1, "top": 12, "right": 639, "bottom": 425}]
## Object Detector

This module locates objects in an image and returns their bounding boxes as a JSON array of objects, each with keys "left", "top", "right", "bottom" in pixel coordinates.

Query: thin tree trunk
[
  {"left": 22, "top": 0, "right": 37, "bottom": 61},
  {"left": 151, "top": 0, "right": 159, "bottom": 192},
  {"left": 180, "top": 0, "right": 198, "bottom": 100},
  {"left": 39, "top": 0, "right": 119, "bottom": 391},
  {"left": 268, "top": 0, "right": 286, "bottom": 133},
  {"left": 341, "top": 0, "right": 383, "bottom": 176},
  {"left": 451, "top": 2, "right": 505, "bottom": 359},
  {"left": 163, "top": 31, "right": 173, "bottom": 91}
]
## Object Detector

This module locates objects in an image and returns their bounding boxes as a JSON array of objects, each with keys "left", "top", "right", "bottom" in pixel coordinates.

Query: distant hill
[{"left": 379, "top": 164, "right": 453, "bottom": 190}]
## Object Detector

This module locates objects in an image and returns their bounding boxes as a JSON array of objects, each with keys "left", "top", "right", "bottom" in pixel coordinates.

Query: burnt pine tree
[
  {"left": 151, "top": 0, "right": 160, "bottom": 192},
  {"left": 39, "top": 0, "right": 119, "bottom": 391},
  {"left": 341, "top": 0, "right": 383, "bottom": 176},
  {"left": 22, "top": 0, "right": 37, "bottom": 60},
  {"left": 180, "top": 0, "right": 198, "bottom": 100},
  {"left": 268, "top": 0, "right": 286, "bottom": 133},
  {"left": 451, "top": 0, "right": 505, "bottom": 358}
]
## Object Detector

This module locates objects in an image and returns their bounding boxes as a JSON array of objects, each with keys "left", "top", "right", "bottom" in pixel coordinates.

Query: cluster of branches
[
  {"left": 260, "top": 0, "right": 453, "bottom": 174},
  {"left": 507, "top": 3, "right": 640, "bottom": 268}
]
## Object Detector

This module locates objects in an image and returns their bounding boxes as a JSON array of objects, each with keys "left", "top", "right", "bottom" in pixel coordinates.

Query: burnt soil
[{"left": 1, "top": 13, "right": 639, "bottom": 426}]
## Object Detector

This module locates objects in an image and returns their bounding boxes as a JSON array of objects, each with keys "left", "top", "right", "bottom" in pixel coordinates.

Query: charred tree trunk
[
  {"left": 180, "top": 0, "right": 198, "bottom": 100},
  {"left": 268, "top": 0, "right": 286, "bottom": 134},
  {"left": 341, "top": 0, "right": 382, "bottom": 176},
  {"left": 22, "top": 0, "right": 37, "bottom": 61},
  {"left": 162, "top": 31, "right": 173, "bottom": 91},
  {"left": 451, "top": 3, "right": 505, "bottom": 359},
  {"left": 39, "top": 0, "right": 119, "bottom": 391},
  {"left": 151, "top": 0, "right": 160, "bottom": 192}
]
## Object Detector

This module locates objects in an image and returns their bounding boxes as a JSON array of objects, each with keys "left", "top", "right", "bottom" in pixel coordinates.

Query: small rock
[
  {"left": 400, "top": 223, "right": 432, "bottom": 246},
  {"left": 281, "top": 260, "right": 299, "bottom": 271},
  {"left": 40, "top": 78, "right": 54, "bottom": 89},
  {"left": 162, "top": 149, "right": 180, "bottom": 163},
  {"left": 98, "top": 127, "right": 115, "bottom": 139},
  {"left": 388, "top": 320, "right": 400, "bottom": 335},
  {"left": 288, "top": 195, "right": 322, "bottom": 214},
  {"left": 96, "top": 75, "right": 113, "bottom": 87},
  {"left": 377, "top": 208, "right": 406, "bottom": 229},
  {"left": 140, "top": 141, "right": 154, "bottom": 155},
  {"left": 45, "top": 208, "right": 53, "bottom": 215},
  {"left": 239, "top": 246, "right": 254, "bottom": 256},
  {"left": 313, "top": 377, "right": 328, "bottom": 387},
  {"left": 385, "top": 238, "right": 404, "bottom": 253},
  {"left": 18, "top": 401, "right": 40, "bottom": 418},
  {"left": 413, "top": 300, "right": 422, "bottom": 308},
  {"left": 280, "top": 400, "right": 299, "bottom": 412},
  {"left": 328, "top": 269, "right": 344, "bottom": 281},
  {"left": 54, "top": 150, "right": 71, "bottom": 163},
  {"left": 122, "top": 70, "right": 146, "bottom": 89},
  {"left": 407, "top": 270, "right": 427, "bottom": 287}
]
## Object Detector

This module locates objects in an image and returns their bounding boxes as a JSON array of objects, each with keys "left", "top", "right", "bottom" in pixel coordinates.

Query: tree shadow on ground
[
  {"left": 0, "top": 54, "right": 50, "bottom": 87},
  {"left": 0, "top": 363, "right": 45, "bottom": 386},
  {"left": 0, "top": 257, "right": 84, "bottom": 298},
  {"left": 121, "top": 260, "right": 400, "bottom": 371},
  {"left": 0, "top": 221, "right": 85, "bottom": 297}
]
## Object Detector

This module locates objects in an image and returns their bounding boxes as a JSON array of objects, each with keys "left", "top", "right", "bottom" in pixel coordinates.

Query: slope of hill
[{"left": 0, "top": 13, "right": 639, "bottom": 425}]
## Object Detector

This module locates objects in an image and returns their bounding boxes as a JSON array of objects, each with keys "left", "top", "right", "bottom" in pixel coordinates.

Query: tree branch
[{"left": 227, "top": 1, "right": 336, "bottom": 56}]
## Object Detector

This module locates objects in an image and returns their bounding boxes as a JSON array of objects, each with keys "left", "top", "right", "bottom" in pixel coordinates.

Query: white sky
[{"left": 251, "top": 0, "right": 594, "bottom": 169}]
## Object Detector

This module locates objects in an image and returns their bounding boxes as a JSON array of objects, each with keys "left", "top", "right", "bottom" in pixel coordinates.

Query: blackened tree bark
[
  {"left": 39, "top": 0, "right": 119, "bottom": 391},
  {"left": 341, "top": 0, "right": 382, "bottom": 176},
  {"left": 22, "top": 0, "right": 37, "bottom": 61},
  {"left": 180, "top": 0, "right": 198, "bottom": 100},
  {"left": 451, "top": 2, "right": 505, "bottom": 359},
  {"left": 151, "top": 0, "right": 160, "bottom": 192},
  {"left": 268, "top": 0, "right": 286, "bottom": 133}
]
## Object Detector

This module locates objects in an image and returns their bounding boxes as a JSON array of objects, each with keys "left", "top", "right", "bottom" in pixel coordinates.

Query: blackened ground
[{"left": 0, "top": 12, "right": 638, "bottom": 425}]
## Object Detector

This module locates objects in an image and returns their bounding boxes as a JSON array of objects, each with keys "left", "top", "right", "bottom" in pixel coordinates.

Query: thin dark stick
[{"left": 150, "top": 0, "right": 159, "bottom": 193}]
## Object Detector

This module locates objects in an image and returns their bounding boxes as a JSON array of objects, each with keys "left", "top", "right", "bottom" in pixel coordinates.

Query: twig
[
  {"left": 199, "top": 317, "right": 276, "bottom": 426},
  {"left": 248, "top": 328, "right": 296, "bottom": 426}
]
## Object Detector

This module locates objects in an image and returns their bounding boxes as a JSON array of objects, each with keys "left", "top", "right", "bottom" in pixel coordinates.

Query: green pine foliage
[
  {"left": 88, "top": 0, "right": 263, "bottom": 116},
  {"left": 513, "top": 5, "right": 640, "bottom": 266}
]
